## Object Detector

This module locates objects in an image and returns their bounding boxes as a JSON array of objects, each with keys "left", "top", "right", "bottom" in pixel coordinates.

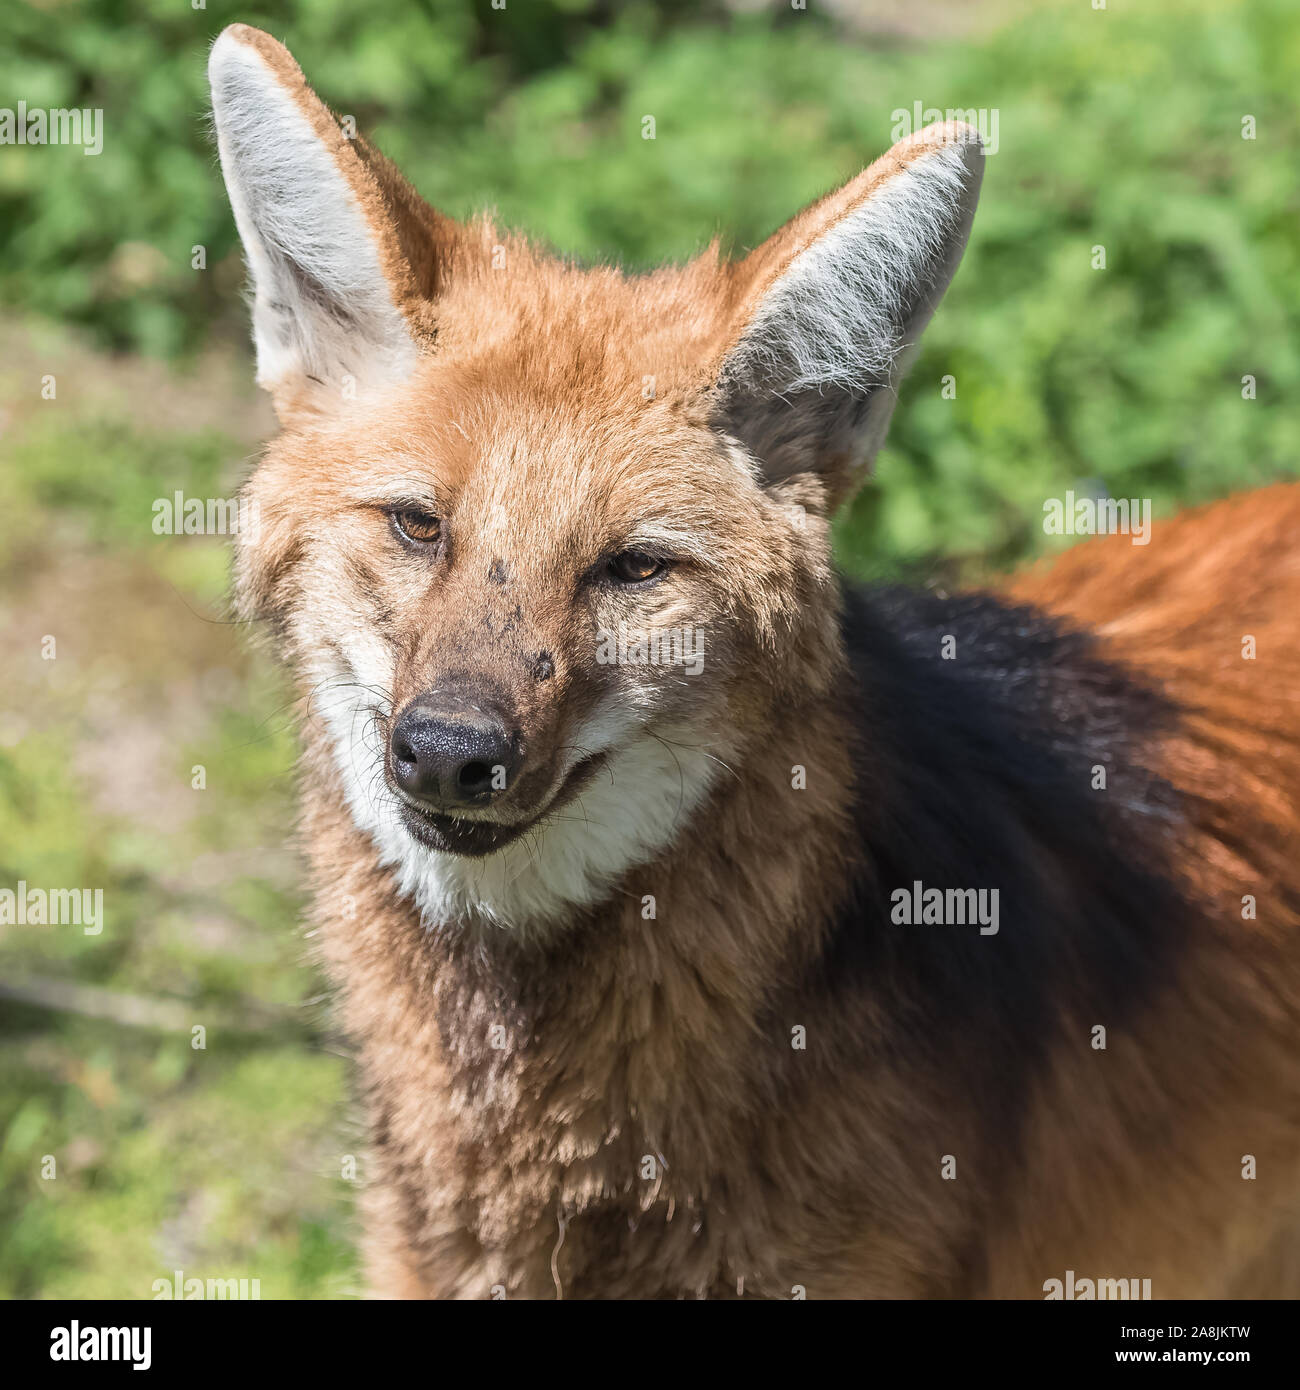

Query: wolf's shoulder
[
  {"left": 838, "top": 579, "right": 1176, "bottom": 765},
  {"left": 822, "top": 578, "right": 1189, "bottom": 1038}
]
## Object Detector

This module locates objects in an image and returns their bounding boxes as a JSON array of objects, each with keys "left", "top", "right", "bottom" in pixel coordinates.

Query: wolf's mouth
[{"left": 397, "top": 751, "right": 607, "bottom": 858}]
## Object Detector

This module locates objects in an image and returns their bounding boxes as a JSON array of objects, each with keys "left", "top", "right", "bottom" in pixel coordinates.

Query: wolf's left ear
[
  {"left": 711, "top": 122, "right": 983, "bottom": 508},
  {"left": 209, "top": 25, "right": 457, "bottom": 419}
]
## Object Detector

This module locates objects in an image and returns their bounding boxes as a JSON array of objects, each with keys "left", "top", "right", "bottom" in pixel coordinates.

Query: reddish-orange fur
[{"left": 211, "top": 26, "right": 1300, "bottom": 1298}]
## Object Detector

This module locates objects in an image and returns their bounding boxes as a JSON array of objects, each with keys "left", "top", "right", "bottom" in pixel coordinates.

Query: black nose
[{"left": 390, "top": 699, "right": 521, "bottom": 809}]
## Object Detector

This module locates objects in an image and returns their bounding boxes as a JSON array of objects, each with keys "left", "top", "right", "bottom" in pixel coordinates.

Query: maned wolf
[{"left": 209, "top": 25, "right": 1300, "bottom": 1298}]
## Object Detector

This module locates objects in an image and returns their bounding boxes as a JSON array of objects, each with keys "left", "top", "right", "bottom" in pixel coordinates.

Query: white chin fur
[{"left": 311, "top": 671, "right": 717, "bottom": 935}]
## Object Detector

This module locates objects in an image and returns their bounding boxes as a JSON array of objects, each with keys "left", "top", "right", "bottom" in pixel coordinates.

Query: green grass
[{"left": 0, "top": 373, "right": 353, "bottom": 1297}]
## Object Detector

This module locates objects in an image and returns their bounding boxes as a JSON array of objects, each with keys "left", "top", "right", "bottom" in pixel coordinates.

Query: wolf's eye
[
  {"left": 391, "top": 509, "right": 442, "bottom": 546},
  {"left": 607, "top": 550, "right": 666, "bottom": 585}
]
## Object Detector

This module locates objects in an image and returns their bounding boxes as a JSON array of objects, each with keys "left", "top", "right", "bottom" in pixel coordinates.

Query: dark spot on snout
[
  {"left": 488, "top": 558, "right": 509, "bottom": 586},
  {"left": 533, "top": 651, "right": 554, "bottom": 682}
]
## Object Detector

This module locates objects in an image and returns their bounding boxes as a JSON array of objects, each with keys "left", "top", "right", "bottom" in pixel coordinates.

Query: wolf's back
[{"left": 1010, "top": 480, "right": 1300, "bottom": 940}]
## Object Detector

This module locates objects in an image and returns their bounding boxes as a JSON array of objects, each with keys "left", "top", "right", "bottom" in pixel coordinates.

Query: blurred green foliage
[
  {"left": 2, "top": 0, "right": 1299, "bottom": 572},
  {"left": 2, "top": 0, "right": 1299, "bottom": 1298},
  {"left": 0, "top": 410, "right": 352, "bottom": 1296}
]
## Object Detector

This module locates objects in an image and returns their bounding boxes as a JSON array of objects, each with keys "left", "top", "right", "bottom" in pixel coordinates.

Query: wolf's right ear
[{"left": 208, "top": 25, "right": 456, "bottom": 419}]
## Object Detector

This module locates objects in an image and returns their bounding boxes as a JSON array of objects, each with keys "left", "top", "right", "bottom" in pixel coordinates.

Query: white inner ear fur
[
  {"left": 726, "top": 141, "right": 977, "bottom": 394},
  {"left": 208, "top": 34, "right": 417, "bottom": 395},
  {"left": 719, "top": 135, "right": 981, "bottom": 477}
]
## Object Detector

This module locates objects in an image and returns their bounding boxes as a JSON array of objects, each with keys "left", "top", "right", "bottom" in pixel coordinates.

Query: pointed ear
[
  {"left": 208, "top": 25, "right": 457, "bottom": 420},
  {"left": 711, "top": 122, "right": 983, "bottom": 508}
]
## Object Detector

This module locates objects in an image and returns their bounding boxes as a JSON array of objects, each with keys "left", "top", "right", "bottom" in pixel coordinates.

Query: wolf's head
[{"left": 209, "top": 24, "right": 981, "bottom": 933}]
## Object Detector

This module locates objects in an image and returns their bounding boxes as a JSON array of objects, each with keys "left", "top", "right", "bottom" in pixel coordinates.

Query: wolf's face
[
  {"left": 238, "top": 329, "right": 826, "bottom": 929},
  {"left": 211, "top": 24, "right": 981, "bottom": 931}
]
